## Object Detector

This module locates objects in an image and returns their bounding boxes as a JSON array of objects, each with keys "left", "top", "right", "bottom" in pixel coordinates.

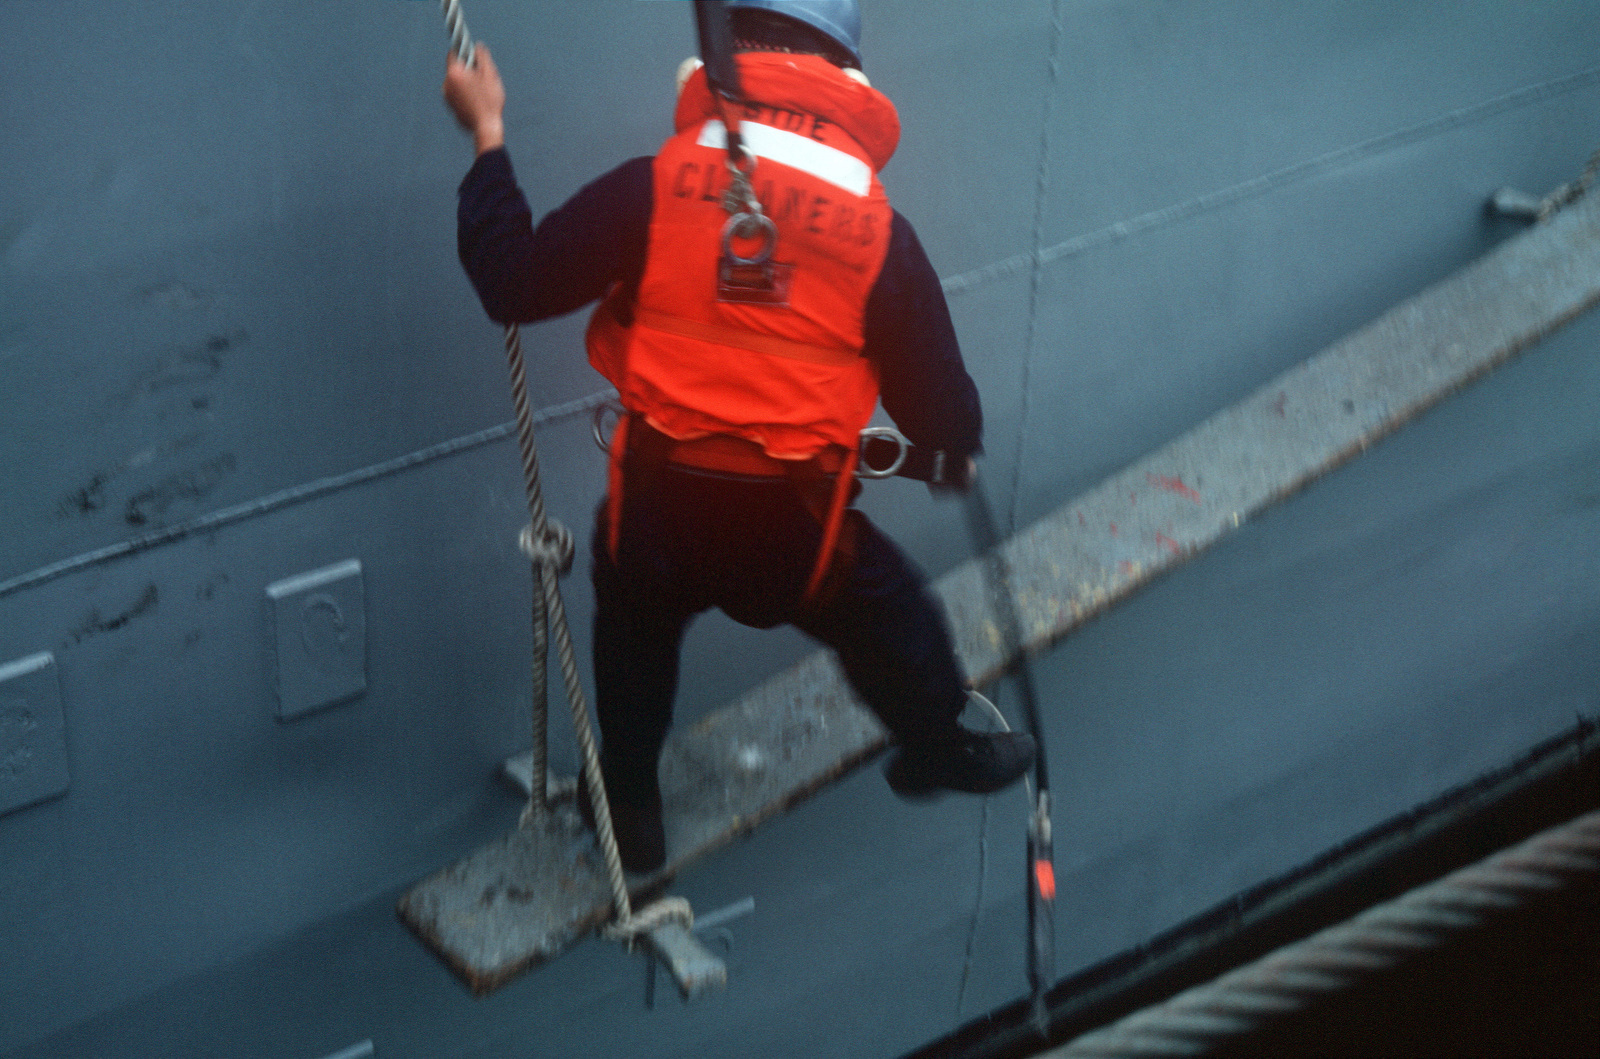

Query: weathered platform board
[
  {"left": 398, "top": 652, "right": 885, "bottom": 994},
  {"left": 399, "top": 191, "right": 1600, "bottom": 993}
]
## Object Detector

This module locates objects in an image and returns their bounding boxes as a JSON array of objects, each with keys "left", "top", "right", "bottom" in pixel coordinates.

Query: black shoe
[
  {"left": 885, "top": 728, "right": 1037, "bottom": 798},
  {"left": 577, "top": 777, "right": 666, "bottom": 875}
]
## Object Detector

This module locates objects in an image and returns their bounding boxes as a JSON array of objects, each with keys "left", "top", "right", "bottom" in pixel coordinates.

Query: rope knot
[
  {"left": 602, "top": 896, "right": 695, "bottom": 949},
  {"left": 519, "top": 519, "right": 575, "bottom": 575}
]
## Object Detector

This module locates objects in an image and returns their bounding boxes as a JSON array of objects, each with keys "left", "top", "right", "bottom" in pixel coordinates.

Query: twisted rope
[
  {"left": 503, "top": 321, "right": 555, "bottom": 824},
  {"left": 439, "top": 0, "right": 635, "bottom": 930},
  {"left": 501, "top": 315, "right": 640, "bottom": 917},
  {"left": 440, "top": 0, "right": 474, "bottom": 68},
  {"left": 1042, "top": 808, "right": 1600, "bottom": 1058}
]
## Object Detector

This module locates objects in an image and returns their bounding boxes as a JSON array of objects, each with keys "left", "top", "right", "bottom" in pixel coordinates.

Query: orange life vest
[
  {"left": 587, "top": 52, "right": 902, "bottom": 460},
  {"left": 587, "top": 54, "right": 903, "bottom": 597}
]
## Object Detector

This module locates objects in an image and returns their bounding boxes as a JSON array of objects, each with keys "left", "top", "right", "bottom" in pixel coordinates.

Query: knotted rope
[
  {"left": 439, "top": 0, "right": 662, "bottom": 938},
  {"left": 518, "top": 519, "right": 574, "bottom": 575},
  {"left": 603, "top": 895, "right": 695, "bottom": 948}
]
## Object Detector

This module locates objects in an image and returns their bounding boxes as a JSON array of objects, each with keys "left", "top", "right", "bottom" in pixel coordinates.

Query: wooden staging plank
[
  {"left": 947, "top": 191, "right": 1600, "bottom": 683},
  {"left": 398, "top": 651, "right": 884, "bottom": 994},
  {"left": 399, "top": 193, "right": 1600, "bottom": 993}
]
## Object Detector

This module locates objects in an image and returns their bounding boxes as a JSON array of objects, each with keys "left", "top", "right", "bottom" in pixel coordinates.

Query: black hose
[
  {"left": 962, "top": 476, "right": 1049, "bottom": 792},
  {"left": 963, "top": 475, "right": 1055, "bottom": 1036}
]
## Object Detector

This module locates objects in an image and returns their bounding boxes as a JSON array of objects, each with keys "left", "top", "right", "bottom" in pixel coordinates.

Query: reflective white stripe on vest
[{"left": 698, "top": 120, "right": 873, "bottom": 198}]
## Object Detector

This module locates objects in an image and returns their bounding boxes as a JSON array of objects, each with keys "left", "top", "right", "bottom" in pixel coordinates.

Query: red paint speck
[
  {"left": 1156, "top": 532, "right": 1182, "bottom": 555},
  {"left": 1109, "top": 522, "right": 1119, "bottom": 537},
  {"left": 1147, "top": 473, "right": 1201, "bottom": 503},
  {"left": 1077, "top": 511, "right": 1086, "bottom": 526},
  {"left": 1118, "top": 561, "right": 1134, "bottom": 575}
]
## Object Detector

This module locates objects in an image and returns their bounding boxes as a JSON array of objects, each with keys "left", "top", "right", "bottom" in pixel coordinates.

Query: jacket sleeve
[
  {"left": 457, "top": 148, "right": 654, "bottom": 325},
  {"left": 863, "top": 212, "right": 983, "bottom": 458}
]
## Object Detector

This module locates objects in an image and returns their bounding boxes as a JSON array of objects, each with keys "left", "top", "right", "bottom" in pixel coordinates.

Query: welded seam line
[
  {"left": 0, "top": 388, "right": 618, "bottom": 600},
  {"left": 941, "top": 62, "right": 1600, "bottom": 298},
  {"left": 1005, "top": 0, "right": 1065, "bottom": 541},
  {"left": 954, "top": 791, "right": 994, "bottom": 1019}
]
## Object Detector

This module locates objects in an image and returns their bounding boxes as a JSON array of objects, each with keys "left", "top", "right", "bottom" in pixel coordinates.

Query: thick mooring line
[{"left": 1038, "top": 808, "right": 1600, "bottom": 1059}]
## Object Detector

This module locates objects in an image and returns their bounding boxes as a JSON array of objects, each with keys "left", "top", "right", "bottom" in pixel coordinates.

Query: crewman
[{"left": 444, "top": 0, "right": 1035, "bottom": 874}]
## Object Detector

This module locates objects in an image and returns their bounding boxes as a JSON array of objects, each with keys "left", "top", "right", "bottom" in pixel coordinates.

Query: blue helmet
[{"left": 726, "top": 0, "right": 863, "bottom": 68}]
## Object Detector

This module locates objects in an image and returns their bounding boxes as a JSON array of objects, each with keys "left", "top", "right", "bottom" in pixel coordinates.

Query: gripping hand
[{"left": 443, "top": 43, "right": 506, "bottom": 155}]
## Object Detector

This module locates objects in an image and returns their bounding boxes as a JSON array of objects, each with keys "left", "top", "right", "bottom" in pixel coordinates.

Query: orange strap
[
  {"left": 605, "top": 414, "right": 631, "bottom": 563},
  {"left": 634, "top": 308, "right": 862, "bottom": 367},
  {"left": 663, "top": 432, "right": 850, "bottom": 477},
  {"left": 803, "top": 445, "right": 859, "bottom": 603},
  {"left": 663, "top": 432, "right": 794, "bottom": 476},
  {"left": 607, "top": 415, "right": 856, "bottom": 602}
]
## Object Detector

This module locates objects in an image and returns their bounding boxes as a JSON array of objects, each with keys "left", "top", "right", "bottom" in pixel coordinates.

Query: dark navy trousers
[{"left": 591, "top": 459, "right": 969, "bottom": 802}]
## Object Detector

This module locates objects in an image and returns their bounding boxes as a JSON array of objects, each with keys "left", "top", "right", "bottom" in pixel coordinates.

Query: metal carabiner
[
  {"left": 857, "top": 426, "right": 909, "bottom": 479},
  {"left": 722, "top": 150, "right": 761, "bottom": 214},
  {"left": 592, "top": 400, "right": 626, "bottom": 454}
]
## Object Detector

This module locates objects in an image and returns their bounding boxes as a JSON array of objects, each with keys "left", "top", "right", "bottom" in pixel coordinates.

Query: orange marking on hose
[{"left": 1034, "top": 860, "right": 1056, "bottom": 902}]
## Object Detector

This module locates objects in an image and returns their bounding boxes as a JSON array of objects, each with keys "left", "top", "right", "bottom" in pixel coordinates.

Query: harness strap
[
  {"left": 803, "top": 444, "right": 859, "bottom": 603},
  {"left": 605, "top": 414, "right": 631, "bottom": 562},
  {"left": 659, "top": 431, "right": 851, "bottom": 477},
  {"left": 603, "top": 415, "right": 858, "bottom": 601}
]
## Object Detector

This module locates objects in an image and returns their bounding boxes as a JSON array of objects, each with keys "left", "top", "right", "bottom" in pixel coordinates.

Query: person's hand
[{"left": 443, "top": 44, "right": 506, "bottom": 155}]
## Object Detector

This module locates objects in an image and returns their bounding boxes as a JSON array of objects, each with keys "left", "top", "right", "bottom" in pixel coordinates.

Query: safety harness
[{"left": 596, "top": 27, "right": 909, "bottom": 603}]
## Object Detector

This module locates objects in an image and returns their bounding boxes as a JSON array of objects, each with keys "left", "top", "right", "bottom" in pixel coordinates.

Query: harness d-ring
[
  {"left": 721, "top": 211, "right": 777, "bottom": 268},
  {"left": 592, "top": 399, "right": 626, "bottom": 454},
  {"left": 857, "top": 426, "right": 909, "bottom": 479}
]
